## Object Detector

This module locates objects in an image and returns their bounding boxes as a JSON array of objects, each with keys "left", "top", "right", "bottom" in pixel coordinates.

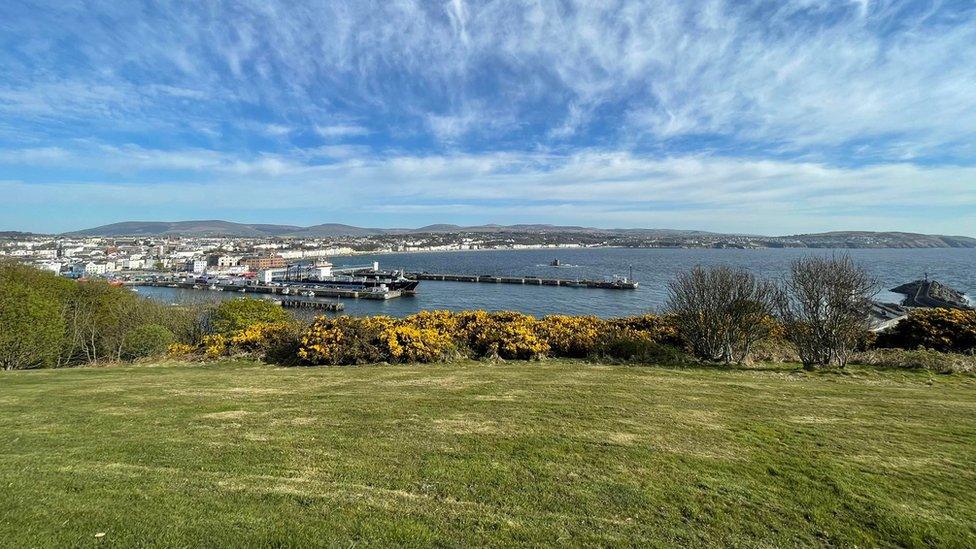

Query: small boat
[{"left": 550, "top": 259, "right": 561, "bottom": 267}]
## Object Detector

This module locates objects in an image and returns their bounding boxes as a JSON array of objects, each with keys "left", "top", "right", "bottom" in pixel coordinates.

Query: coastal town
[
  {"left": 3, "top": 222, "right": 976, "bottom": 280},
  {"left": 0, "top": 233, "right": 593, "bottom": 278}
]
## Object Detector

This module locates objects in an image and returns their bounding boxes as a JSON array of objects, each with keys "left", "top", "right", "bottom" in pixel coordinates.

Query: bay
[{"left": 138, "top": 247, "right": 976, "bottom": 317}]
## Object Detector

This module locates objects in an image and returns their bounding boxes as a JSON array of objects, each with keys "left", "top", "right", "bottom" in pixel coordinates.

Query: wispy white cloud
[
  {"left": 314, "top": 124, "right": 370, "bottom": 138},
  {"left": 3, "top": 1, "right": 972, "bottom": 156},
  {"left": 1, "top": 1, "right": 974, "bottom": 232}
]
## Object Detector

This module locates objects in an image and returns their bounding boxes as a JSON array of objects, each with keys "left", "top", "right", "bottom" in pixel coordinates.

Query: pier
[
  {"left": 405, "top": 272, "right": 638, "bottom": 290},
  {"left": 278, "top": 299, "right": 345, "bottom": 311}
]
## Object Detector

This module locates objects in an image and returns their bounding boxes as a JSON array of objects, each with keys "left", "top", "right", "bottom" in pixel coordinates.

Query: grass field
[{"left": 1, "top": 360, "right": 975, "bottom": 546}]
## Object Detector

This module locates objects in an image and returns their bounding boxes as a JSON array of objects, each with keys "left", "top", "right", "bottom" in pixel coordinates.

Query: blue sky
[{"left": 1, "top": 0, "right": 974, "bottom": 235}]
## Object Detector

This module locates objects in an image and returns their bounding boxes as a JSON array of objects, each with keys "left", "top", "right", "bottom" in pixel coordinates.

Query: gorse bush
[
  {"left": 381, "top": 324, "right": 455, "bottom": 363},
  {"left": 876, "top": 308, "right": 976, "bottom": 353},
  {"left": 606, "top": 315, "right": 682, "bottom": 347},
  {"left": 167, "top": 343, "right": 196, "bottom": 357},
  {"left": 230, "top": 322, "right": 294, "bottom": 353},
  {"left": 294, "top": 310, "right": 688, "bottom": 366},
  {"left": 594, "top": 331, "right": 695, "bottom": 365},
  {"left": 537, "top": 315, "right": 606, "bottom": 357},
  {"left": 456, "top": 311, "right": 550, "bottom": 360},
  {"left": 298, "top": 316, "right": 394, "bottom": 365}
]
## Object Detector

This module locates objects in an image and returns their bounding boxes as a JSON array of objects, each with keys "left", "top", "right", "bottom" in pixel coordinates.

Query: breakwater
[{"left": 405, "top": 272, "right": 638, "bottom": 289}]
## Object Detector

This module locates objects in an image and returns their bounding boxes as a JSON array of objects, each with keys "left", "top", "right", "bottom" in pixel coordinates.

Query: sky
[{"left": 1, "top": 0, "right": 975, "bottom": 235}]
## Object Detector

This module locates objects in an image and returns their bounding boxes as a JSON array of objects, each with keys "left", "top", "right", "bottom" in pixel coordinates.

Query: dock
[
  {"left": 132, "top": 281, "right": 402, "bottom": 300},
  {"left": 277, "top": 299, "right": 345, "bottom": 311},
  {"left": 405, "top": 272, "right": 638, "bottom": 290}
]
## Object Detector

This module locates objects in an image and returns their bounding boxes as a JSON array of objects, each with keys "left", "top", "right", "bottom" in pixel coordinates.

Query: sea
[{"left": 137, "top": 247, "right": 976, "bottom": 318}]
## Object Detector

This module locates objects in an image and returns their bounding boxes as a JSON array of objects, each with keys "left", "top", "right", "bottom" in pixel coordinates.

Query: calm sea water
[{"left": 137, "top": 247, "right": 976, "bottom": 318}]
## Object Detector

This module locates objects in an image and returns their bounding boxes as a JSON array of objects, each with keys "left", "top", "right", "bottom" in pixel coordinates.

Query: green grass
[{"left": 1, "top": 360, "right": 974, "bottom": 547}]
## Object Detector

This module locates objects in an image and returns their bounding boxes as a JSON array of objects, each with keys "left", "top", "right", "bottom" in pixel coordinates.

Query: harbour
[{"left": 130, "top": 247, "right": 976, "bottom": 318}]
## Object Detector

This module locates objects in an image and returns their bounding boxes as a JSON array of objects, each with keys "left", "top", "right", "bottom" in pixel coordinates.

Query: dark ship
[{"left": 287, "top": 262, "right": 419, "bottom": 293}]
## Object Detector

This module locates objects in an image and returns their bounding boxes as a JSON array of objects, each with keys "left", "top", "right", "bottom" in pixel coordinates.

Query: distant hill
[
  {"left": 299, "top": 223, "right": 395, "bottom": 237},
  {"left": 781, "top": 231, "right": 976, "bottom": 249},
  {"left": 63, "top": 220, "right": 976, "bottom": 248},
  {"left": 66, "top": 220, "right": 279, "bottom": 237},
  {"left": 0, "top": 231, "right": 39, "bottom": 238}
]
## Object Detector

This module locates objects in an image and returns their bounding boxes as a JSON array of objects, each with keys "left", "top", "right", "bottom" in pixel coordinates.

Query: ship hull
[{"left": 296, "top": 275, "right": 419, "bottom": 293}]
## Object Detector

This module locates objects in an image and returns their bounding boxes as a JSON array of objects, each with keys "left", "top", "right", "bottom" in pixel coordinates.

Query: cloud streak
[{"left": 0, "top": 1, "right": 974, "bottom": 232}]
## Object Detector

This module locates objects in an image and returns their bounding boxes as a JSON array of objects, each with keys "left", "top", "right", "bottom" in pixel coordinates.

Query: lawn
[{"left": 1, "top": 360, "right": 974, "bottom": 546}]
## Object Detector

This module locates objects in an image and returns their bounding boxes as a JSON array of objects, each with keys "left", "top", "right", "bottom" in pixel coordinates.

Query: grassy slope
[{"left": 1, "top": 361, "right": 974, "bottom": 547}]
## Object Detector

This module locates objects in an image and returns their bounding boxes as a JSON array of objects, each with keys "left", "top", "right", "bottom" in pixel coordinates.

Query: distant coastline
[{"left": 33, "top": 220, "right": 976, "bottom": 249}]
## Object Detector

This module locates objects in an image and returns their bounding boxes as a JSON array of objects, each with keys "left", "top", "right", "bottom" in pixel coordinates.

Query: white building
[
  {"left": 185, "top": 259, "right": 209, "bottom": 273},
  {"left": 75, "top": 262, "right": 107, "bottom": 276}
]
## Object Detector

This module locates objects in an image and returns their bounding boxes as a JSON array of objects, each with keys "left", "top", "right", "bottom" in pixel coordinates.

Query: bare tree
[
  {"left": 776, "top": 255, "right": 876, "bottom": 370},
  {"left": 666, "top": 266, "right": 776, "bottom": 364}
]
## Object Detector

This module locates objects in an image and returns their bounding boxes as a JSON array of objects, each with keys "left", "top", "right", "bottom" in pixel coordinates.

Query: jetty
[
  {"left": 277, "top": 299, "right": 344, "bottom": 311},
  {"left": 890, "top": 279, "right": 972, "bottom": 309},
  {"left": 405, "top": 272, "right": 638, "bottom": 290}
]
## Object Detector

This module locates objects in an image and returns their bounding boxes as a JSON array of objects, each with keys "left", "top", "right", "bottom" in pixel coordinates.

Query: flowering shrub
[
  {"left": 878, "top": 308, "right": 976, "bottom": 353},
  {"left": 166, "top": 342, "right": 197, "bottom": 357},
  {"left": 402, "top": 310, "right": 460, "bottom": 334},
  {"left": 381, "top": 324, "right": 454, "bottom": 363},
  {"left": 298, "top": 316, "right": 394, "bottom": 365},
  {"left": 293, "top": 311, "right": 699, "bottom": 365},
  {"left": 203, "top": 334, "right": 229, "bottom": 358},
  {"left": 594, "top": 332, "right": 695, "bottom": 365},
  {"left": 229, "top": 322, "right": 293, "bottom": 353},
  {"left": 538, "top": 315, "right": 606, "bottom": 357},
  {"left": 607, "top": 314, "right": 683, "bottom": 347},
  {"left": 455, "top": 311, "right": 549, "bottom": 360}
]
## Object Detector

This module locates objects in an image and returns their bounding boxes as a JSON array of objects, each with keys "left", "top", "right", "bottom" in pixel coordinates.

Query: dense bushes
[
  {"left": 297, "top": 316, "right": 394, "bottom": 365},
  {"left": 537, "top": 315, "right": 604, "bottom": 357},
  {"left": 211, "top": 298, "right": 290, "bottom": 334},
  {"left": 876, "top": 308, "right": 976, "bottom": 353},
  {"left": 0, "top": 261, "right": 206, "bottom": 369},
  {"left": 294, "top": 311, "right": 681, "bottom": 366},
  {"left": 121, "top": 324, "right": 175, "bottom": 360}
]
